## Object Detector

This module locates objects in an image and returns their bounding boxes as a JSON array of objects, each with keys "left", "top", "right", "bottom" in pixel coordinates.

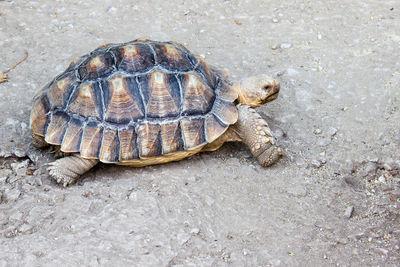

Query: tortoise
[{"left": 30, "top": 39, "right": 283, "bottom": 186}]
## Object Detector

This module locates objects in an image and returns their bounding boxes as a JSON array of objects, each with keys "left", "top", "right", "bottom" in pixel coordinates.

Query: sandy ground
[{"left": 0, "top": 0, "right": 399, "bottom": 266}]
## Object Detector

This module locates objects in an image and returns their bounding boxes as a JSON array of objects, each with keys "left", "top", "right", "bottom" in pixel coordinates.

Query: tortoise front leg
[
  {"left": 47, "top": 155, "right": 99, "bottom": 186},
  {"left": 235, "top": 104, "right": 283, "bottom": 166}
]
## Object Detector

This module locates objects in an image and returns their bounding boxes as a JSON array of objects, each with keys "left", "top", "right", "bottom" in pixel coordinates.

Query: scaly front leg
[{"left": 234, "top": 104, "right": 283, "bottom": 166}]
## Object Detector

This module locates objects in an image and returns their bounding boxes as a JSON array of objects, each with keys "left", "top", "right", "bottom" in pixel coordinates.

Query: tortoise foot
[
  {"left": 235, "top": 105, "right": 283, "bottom": 166},
  {"left": 47, "top": 155, "right": 98, "bottom": 186},
  {"left": 257, "top": 146, "right": 283, "bottom": 167}
]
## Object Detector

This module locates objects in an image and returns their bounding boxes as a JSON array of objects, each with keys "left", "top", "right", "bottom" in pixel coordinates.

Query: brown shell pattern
[{"left": 30, "top": 40, "right": 238, "bottom": 163}]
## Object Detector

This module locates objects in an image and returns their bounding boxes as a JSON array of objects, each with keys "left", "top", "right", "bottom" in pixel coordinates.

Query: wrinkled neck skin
[{"left": 237, "top": 89, "right": 262, "bottom": 108}]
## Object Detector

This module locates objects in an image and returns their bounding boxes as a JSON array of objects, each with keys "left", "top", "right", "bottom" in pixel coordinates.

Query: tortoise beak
[{"left": 264, "top": 80, "right": 280, "bottom": 102}]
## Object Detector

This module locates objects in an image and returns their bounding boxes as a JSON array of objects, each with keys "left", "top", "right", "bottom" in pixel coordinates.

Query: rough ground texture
[{"left": 0, "top": 0, "right": 399, "bottom": 266}]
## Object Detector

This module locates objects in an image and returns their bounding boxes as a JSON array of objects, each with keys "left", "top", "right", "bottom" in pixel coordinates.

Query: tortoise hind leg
[
  {"left": 32, "top": 133, "right": 48, "bottom": 148},
  {"left": 234, "top": 104, "right": 283, "bottom": 166},
  {"left": 48, "top": 155, "right": 99, "bottom": 186}
]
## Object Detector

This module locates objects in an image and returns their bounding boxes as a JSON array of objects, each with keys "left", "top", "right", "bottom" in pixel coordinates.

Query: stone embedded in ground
[
  {"left": 344, "top": 206, "right": 354, "bottom": 218},
  {"left": 3, "top": 188, "right": 21, "bottom": 202}
]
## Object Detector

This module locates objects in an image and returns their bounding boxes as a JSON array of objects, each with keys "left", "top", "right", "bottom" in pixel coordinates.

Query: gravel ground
[{"left": 0, "top": 0, "right": 399, "bottom": 266}]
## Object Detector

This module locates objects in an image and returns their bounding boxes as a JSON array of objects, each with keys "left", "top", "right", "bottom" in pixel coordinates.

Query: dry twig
[{"left": 0, "top": 51, "right": 28, "bottom": 83}]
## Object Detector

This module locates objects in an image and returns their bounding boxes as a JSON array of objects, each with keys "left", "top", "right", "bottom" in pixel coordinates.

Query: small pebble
[
  {"left": 327, "top": 127, "right": 338, "bottom": 136},
  {"left": 383, "top": 163, "right": 393, "bottom": 171},
  {"left": 269, "top": 259, "right": 281, "bottom": 265},
  {"left": 190, "top": 228, "right": 200, "bottom": 235},
  {"left": 348, "top": 232, "right": 365, "bottom": 241},
  {"left": 186, "top": 176, "right": 196, "bottom": 183},
  {"left": 0, "top": 169, "right": 12, "bottom": 180},
  {"left": 369, "top": 157, "right": 379, "bottom": 163},
  {"left": 314, "top": 128, "right": 322, "bottom": 135},
  {"left": 311, "top": 159, "right": 322, "bottom": 168},
  {"left": 318, "top": 138, "right": 331, "bottom": 147},
  {"left": 344, "top": 206, "right": 354, "bottom": 218},
  {"left": 378, "top": 176, "right": 386, "bottom": 183},
  {"left": 271, "top": 44, "right": 279, "bottom": 50},
  {"left": 280, "top": 42, "right": 292, "bottom": 49},
  {"left": 361, "top": 162, "right": 377, "bottom": 177},
  {"left": 18, "top": 223, "right": 33, "bottom": 234},
  {"left": 204, "top": 194, "right": 215, "bottom": 206},
  {"left": 13, "top": 147, "right": 26, "bottom": 158},
  {"left": 11, "top": 159, "right": 29, "bottom": 172},
  {"left": 3, "top": 188, "right": 21, "bottom": 202},
  {"left": 295, "top": 158, "right": 306, "bottom": 167},
  {"left": 272, "top": 18, "right": 279, "bottom": 23},
  {"left": 26, "top": 168, "right": 36, "bottom": 175},
  {"left": 7, "top": 175, "right": 21, "bottom": 184},
  {"left": 106, "top": 6, "right": 117, "bottom": 13},
  {"left": 20, "top": 122, "right": 27, "bottom": 130},
  {"left": 374, "top": 248, "right": 389, "bottom": 257},
  {"left": 335, "top": 238, "right": 348, "bottom": 245},
  {"left": 26, "top": 176, "right": 43, "bottom": 186}
]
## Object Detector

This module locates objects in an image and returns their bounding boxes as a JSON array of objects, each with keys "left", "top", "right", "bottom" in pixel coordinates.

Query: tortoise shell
[{"left": 30, "top": 39, "right": 238, "bottom": 163}]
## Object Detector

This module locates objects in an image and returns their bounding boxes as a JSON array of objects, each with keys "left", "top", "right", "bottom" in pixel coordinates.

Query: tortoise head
[{"left": 235, "top": 75, "right": 280, "bottom": 108}]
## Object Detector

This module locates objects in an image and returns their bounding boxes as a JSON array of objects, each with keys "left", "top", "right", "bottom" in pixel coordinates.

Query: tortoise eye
[{"left": 263, "top": 85, "right": 271, "bottom": 91}]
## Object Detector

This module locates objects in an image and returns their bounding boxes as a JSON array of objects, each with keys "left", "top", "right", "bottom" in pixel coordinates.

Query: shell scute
[
  {"left": 137, "top": 123, "right": 162, "bottom": 157},
  {"left": 195, "top": 57, "right": 217, "bottom": 89},
  {"left": 47, "top": 72, "right": 77, "bottom": 108},
  {"left": 118, "top": 127, "right": 138, "bottom": 161},
  {"left": 102, "top": 75, "right": 145, "bottom": 124},
  {"left": 139, "top": 71, "right": 180, "bottom": 118},
  {"left": 67, "top": 82, "right": 103, "bottom": 120},
  {"left": 113, "top": 43, "right": 155, "bottom": 73},
  {"left": 180, "top": 118, "right": 206, "bottom": 150},
  {"left": 153, "top": 43, "right": 195, "bottom": 71},
  {"left": 180, "top": 73, "right": 215, "bottom": 116},
  {"left": 99, "top": 128, "right": 120, "bottom": 163},
  {"left": 61, "top": 117, "right": 84, "bottom": 152},
  {"left": 45, "top": 110, "right": 70, "bottom": 145},
  {"left": 204, "top": 114, "right": 227, "bottom": 143},
  {"left": 78, "top": 52, "right": 115, "bottom": 80},
  {"left": 80, "top": 121, "right": 103, "bottom": 159},
  {"left": 160, "top": 121, "right": 183, "bottom": 154},
  {"left": 30, "top": 95, "right": 51, "bottom": 136},
  {"left": 212, "top": 99, "right": 238, "bottom": 126}
]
